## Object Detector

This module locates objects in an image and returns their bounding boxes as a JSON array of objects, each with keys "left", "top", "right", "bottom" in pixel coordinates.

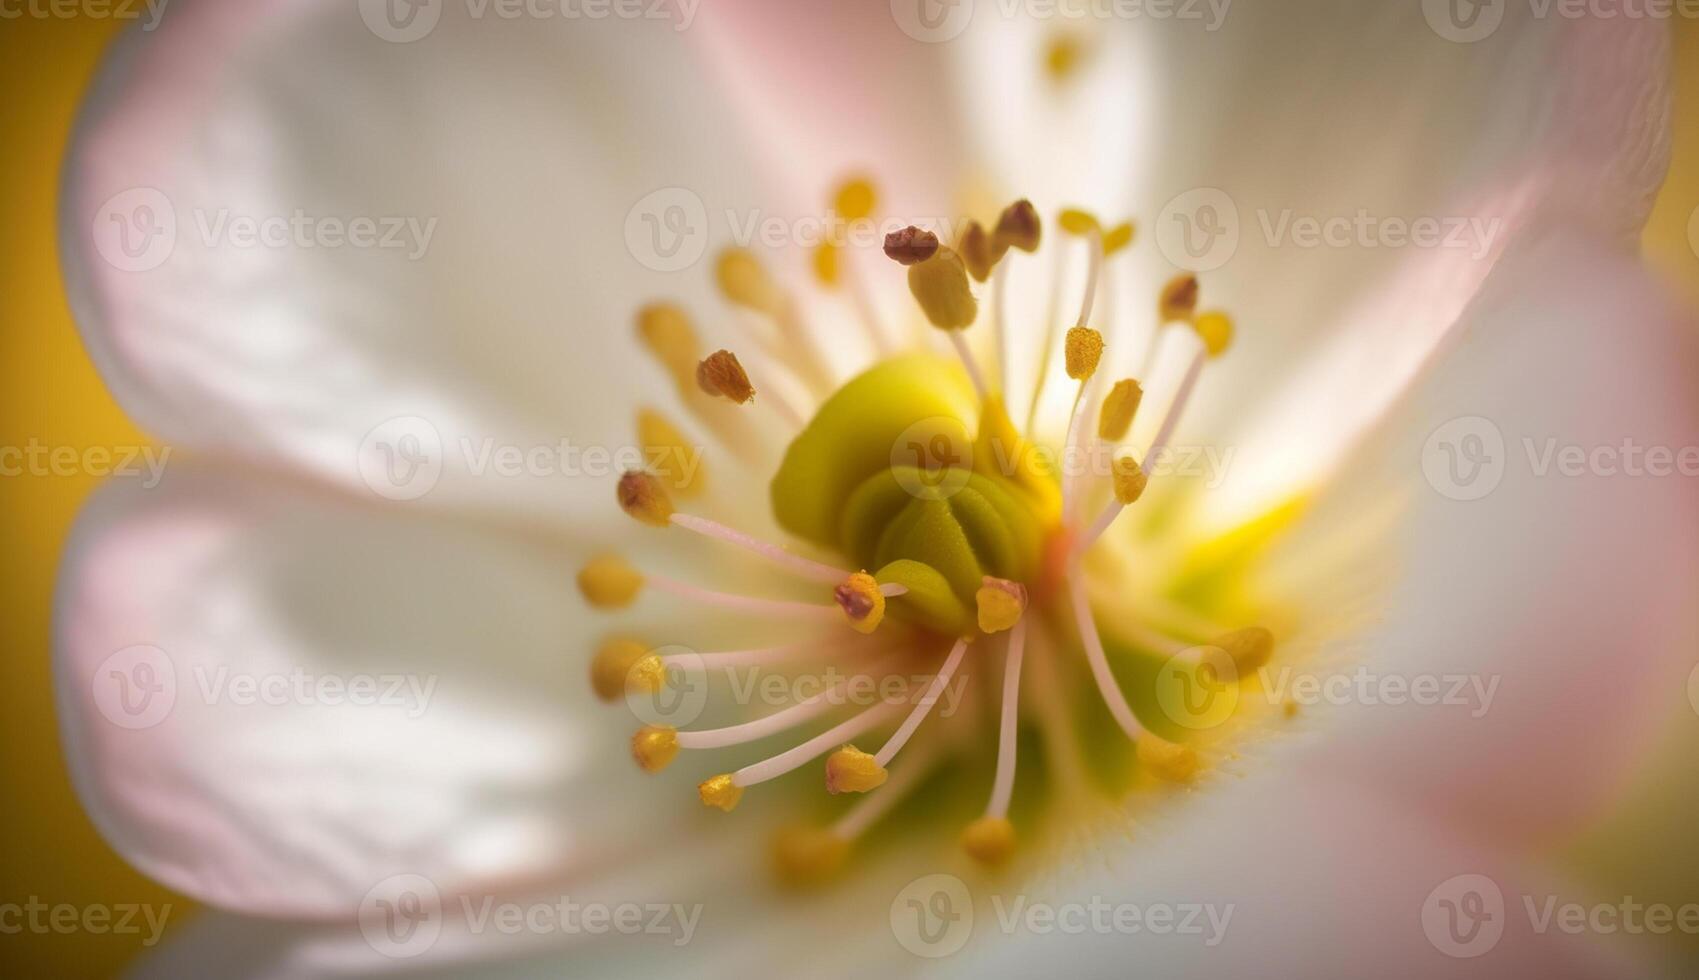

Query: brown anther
[
  {"left": 994, "top": 199, "right": 1042, "bottom": 253},
  {"left": 959, "top": 220, "right": 1005, "bottom": 283},
  {"left": 696, "top": 350, "right": 756, "bottom": 404},
  {"left": 883, "top": 225, "right": 940, "bottom": 265},
  {"left": 617, "top": 470, "right": 675, "bottom": 527},
  {"left": 1159, "top": 273, "right": 1200, "bottom": 323}
]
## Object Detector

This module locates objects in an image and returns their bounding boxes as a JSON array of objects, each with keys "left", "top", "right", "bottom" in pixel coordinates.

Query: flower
[{"left": 53, "top": 1, "right": 1697, "bottom": 976}]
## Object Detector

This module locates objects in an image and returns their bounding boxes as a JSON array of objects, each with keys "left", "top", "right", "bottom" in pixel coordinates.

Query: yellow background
[{"left": 1, "top": 15, "right": 1696, "bottom": 978}]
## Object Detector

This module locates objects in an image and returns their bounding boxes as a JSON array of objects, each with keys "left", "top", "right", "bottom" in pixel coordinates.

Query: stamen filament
[
  {"left": 1025, "top": 241, "right": 1070, "bottom": 431},
  {"left": 669, "top": 513, "right": 850, "bottom": 584},
  {"left": 677, "top": 656, "right": 903, "bottom": 751},
  {"left": 1074, "top": 231, "right": 1104, "bottom": 330},
  {"left": 949, "top": 331, "right": 990, "bottom": 403},
  {"left": 733, "top": 697, "right": 907, "bottom": 788},
  {"left": 1067, "top": 575, "right": 1147, "bottom": 741},
  {"left": 873, "top": 637, "right": 971, "bottom": 767},
  {"left": 662, "top": 642, "right": 833, "bottom": 669},
  {"left": 844, "top": 255, "right": 896, "bottom": 356},
  {"left": 986, "top": 618, "right": 1027, "bottom": 819},
  {"left": 992, "top": 259, "right": 1012, "bottom": 395},
  {"left": 648, "top": 574, "right": 842, "bottom": 620}
]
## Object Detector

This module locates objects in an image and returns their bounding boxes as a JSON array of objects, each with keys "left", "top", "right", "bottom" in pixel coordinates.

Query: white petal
[
  {"left": 54, "top": 464, "right": 684, "bottom": 917},
  {"left": 1256, "top": 233, "right": 1699, "bottom": 842},
  {"left": 61, "top": 0, "right": 795, "bottom": 525}
]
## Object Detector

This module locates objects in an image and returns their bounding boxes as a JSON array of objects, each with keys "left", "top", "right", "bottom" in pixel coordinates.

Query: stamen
[
  {"left": 833, "top": 571, "right": 892, "bottom": 634},
  {"left": 832, "top": 742, "right": 943, "bottom": 839},
  {"left": 903, "top": 247, "right": 979, "bottom": 331},
  {"left": 1158, "top": 273, "right": 1200, "bottom": 323},
  {"left": 985, "top": 617, "right": 1027, "bottom": 821},
  {"left": 961, "top": 816, "right": 1017, "bottom": 868},
  {"left": 1060, "top": 326, "right": 1105, "bottom": 514},
  {"left": 870, "top": 636, "right": 971, "bottom": 769},
  {"left": 617, "top": 470, "right": 676, "bottom": 527},
  {"left": 882, "top": 226, "right": 940, "bottom": 265},
  {"left": 668, "top": 512, "right": 851, "bottom": 584},
  {"left": 1024, "top": 233, "right": 1070, "bottom": 430},
  {"left": 1102, "top": 221, "right": 1135, "bottom": 256},
  {"left": 991, "top": 259, "right": 1013, "bottom": 395},
  {"left": 577, "top": 554, "right": 645, "bottom": 609},
  {"left": 647, "top": 574, "right": 845, "bottom": 621},
  {"left": 1097, "top": 379, "right": 1144, "bottom": 442},
  {"left": 993, "top": 199, "right": 1042, "bottom": 254},
  {"left": 590, "top": 637, "right": 648, "bottom": 702},
  {"left": 975, "top": 577, "right": 1028, "bottom": 635},
  {"left": 661, "top": 641, "right": 832, "bottom": 669},
  {"left": 637, "top": 409, "right": 705, "bottom": 497},
  {"left": 710, "top": 696, "right": 909, "bottom": 806},
  {"left": 1067, "top": 574, "right": 1147, "bottom": 741},
  {"left": 674, "top": 656, "right": 904, "bottom": 755},
  {"left": 698, "top": 774, "right": 745, "bottom": 812},
  {"left": 717, "top": 247, "right": 836, "bottom": 394},
  {"left": 1064, "top": 326, "right": 1104, "bottom": 380},
  {"left": 824, "top": 745, "right": 888, "bottom": 794},
  {"left": 1192, "top": 310, "right": 1235, "bottom": 358},
  {"left": 1112, "top": 454, "right": 1149, "bottom": 505},
  {"left": 775, "top": 744, "right": 943, "bottom": 886},
  {"left": 949, "top": 331, "right": 990, "bottom": 403},
  {"left": 1137, "top": 735, "right": 1200, "bottom": 784},
  {"left": 959, "top": 220, "right": 1004, "bottom": 283},
  {"left": 715, "top": 248, "right": 783, "bottom": 315},
  {"left": 696, "top": 350, "right": 756, "bottom": 404},
  {"left": 827, "top": 177, "right": 896, "bottom": 355},
  {"left": 632, "top": 725, "right": 679, "bottom": 773},
  {"left": 635, "top": 303, "right": 700, "bottom": 391}
]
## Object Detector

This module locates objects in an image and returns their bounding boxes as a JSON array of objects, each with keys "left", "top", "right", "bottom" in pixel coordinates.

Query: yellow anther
[
  {"left": 772, "top": 826, "right": 851, "bottom": 887},
  {"left": 1112, "top": 455, "right": 1149, "bottom": 505},
  {"left": 812, "top": 241, "right": 841, "bottom": 287},
  {"left": 635, "top": 303, "right": 699, "bottom": 386},
  {"left": 637, "top": 409, "right": 705, "bottom": 497},
  {"left": 590, "top": 637, "right": 648, "bottom": 701},
  {"left": 1045, "top": 32, "right": 1084, "bottom": 81},
  {"left": 975, "top": 577, "right": 1028, "bottom": 635},
  {"left": 715, "top": 247, "right": 782, "bottom": 313},
  {"left": 699, "top": 773, "right": 744, "bottom": 812},
  {"left": 883, "top": 225, "right": 940, "bottom": 265},
  {"left": 833, "top": 572, "right": 887, "bottom": 634},
  {"left": 824, "top": 745, "right": 888, "bottom": 794},
  {"left": 1158, "top": 273, "right": 1200, "bottom": 323},
  {"left": 833, "top": 177, "right": 877, "bottom": 222},
  {"left": 1064, "top": 326, "right": 1104, "bottom": 380},
  {"left": 1097, "top": 379, "right": 1144, "bottom": 441},
  {"left": 631, "top": 725, "right": 679, "bottom": 773},
  {"left": 1138, "top": 736, "right": 1201, "bottom": 784},
  {"left": 626, "top": 654, "right": 666, "bottom": 695},
  {"left": 1057, "top": 208, "right": 1100, "bottom": 236},
  {"left": 1213, "top": 626, "right": 1275, "bottom": 673},
  {"left": 617, "top": 470, "right": 675, "bottom": 527},
  {"left": 907, "top": 248, "right": 978, "bottom": 330},
  {"left": 993, "top": 199, "right": 1041, "bottom": 253},
  {"left": 1193, "top": 310, "right": 1234, "bottom": 357},
  {"left": 696, "top": 349, "right": 756, "bottom": 404},
  {"left": 959, "top": 220, "right": 1004, "bottom": 283},
  {"left": 1102, "top": 221, "right": 1135, "bottom": 256},
  {"left": 577, "top": 554, "right": 645, "bottom": 609},
  {"left": 960, "top": 816, "right": 1017, "bottom": 867}
]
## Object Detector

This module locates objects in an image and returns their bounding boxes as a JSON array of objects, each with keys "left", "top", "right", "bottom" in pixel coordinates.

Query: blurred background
[{"left": 1, "top": 13, "right": 1696, "bottom": 978}]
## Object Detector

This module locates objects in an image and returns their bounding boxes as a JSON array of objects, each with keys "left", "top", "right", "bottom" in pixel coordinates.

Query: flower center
[{"left": 578, "top": 179, "right": 1274, "bottom": 885}]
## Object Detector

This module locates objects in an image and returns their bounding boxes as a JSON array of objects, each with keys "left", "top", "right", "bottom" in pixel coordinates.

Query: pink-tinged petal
[
  {"left": 54, "top": 464, "right": 692, "bottom": 918},
  {"left": 1258, "top": 233, "right": 1699, "bottom": 845},
  {"left": 60, "top": 0, "right": 793, "bottom": 526}
]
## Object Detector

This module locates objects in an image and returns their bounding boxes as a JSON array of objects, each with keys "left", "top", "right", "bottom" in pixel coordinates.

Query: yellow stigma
[
  {"left": 1098, "top": 379, "right": 1144, "bottom": 441},
  {"left": 993, "top": 199, "right": 1041, "bottom": 253},
  {"left": 631, "top": 725, "right": 679, "bottom": 773},
  {"left": 697, "top": 349, "right": 756, "bottom": 404},
  {"left": 635, "top": 303, "right": 699, "bottom": 389},
  {"left": 959, "top": 220, "right": 1004, "bottom": 283},
  {"left": 1159, "top": 273, "right": 1200, "bottom": 323},
  {"left": 1138, "top": 736, "right": 1201, "bottom": 784},
  {"left": 960, "top": 816, "right": 1016, "bottom": 868},
  {"left": 1213, "top": 626, "right": 1275, "bottom": 672},
  {"left": 833, "top": 572, "right": 887, "bottom": 634},
  {"left": 824, "top": 745, "right": 888, "bottom": 794},
  {"left": 1064, "top": 326, "right": 1104, "bottom": 380},
  {"left": 833, "top": 177, "right": 877, "bottom": 222},
  {"left": 590, "top": 637, "right": 648, "bottom": 702},
  {"left": 617, "top": 470, "right": 675, "bottom": 527},
  {"left": 773, "top": 826, "right": 850, "bottom": 887},
  {"left": 637, "top": 409, "right": 705, "bottom": 497},
  {"left": 906, "top": 248, "right": 978, "bottom": 330},
  {"left": 1057, "top": 208, "right": 1100, "bottom": 236},
  {"left": 1102, "top": 221, "right": 1135, "bottom": 256},
  {"left": 699, "top": 773, "right": 744, "bottom": 812},
  {"left": 1193, "top": 310, "right": 1234, "bottom": 357},
  {"left": 577, "top": 554, "right": 644, "bottom": 609},
  {"left": 976, "top": 577, "right": 1028, "bottom": 635},
  {"left": 715, "top": 247, "right": 782, "bottom": 314},
  {"left": 1112, "top": 455, "right": 1149, "bottom": 505},
  {"left": 812, "top": 242, "right": 840, "bottom": 287}
]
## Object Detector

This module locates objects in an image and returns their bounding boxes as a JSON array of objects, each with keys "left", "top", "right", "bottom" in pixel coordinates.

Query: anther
[
  {"left": 632, "top": 725, "right": 680, "bottom": 773},
  {"left": 635, "top": 303, "right": 700, "bottom": 387},
  {"left": 1064, "top": 326, "right": 1104, "bottom": 380},
  {"left": 697, "top": 350, "right": 756, "bottom": 404},
  {"left": 637, "top": 409, "right": 704, "bottom": 496},
  {"left": 906, "top": 248, "right": 978, "bottom": 331},
  {"left": 1112, "top": 455, "right": 1149, "bottom": 505},
  {"left": 715, "top": 248, "right": 782, "bottom": 314},
  {"left": 834, "top": 177, "right": 877, "bottom": 221},
  {"left": 577, "top": 554, "right": 645, "bottom": 609},
  {"left": 590, "top": 638, "right": 649, "bottom": 701},
  {"left": 959, "top": 220, "right": 1005, "bottom": 283},
  {"left": 993, "top": 199, "right": 1041, "bottom": 253},
  {"left": 834, "top": 572, "right": 887, "bottom": 634},
  {"left": 617, "top": 470, "right": 675, "bottom": 526},
  {"left": 1158, "top": 273, "right": 1200, "bottom": 323},
  {"left": 883, "top": 225, "right": 940, "bottom": 265},
  {"left": 773, "top": 826, "right": 851, "bottom": 886},
  {"left": 824, "top": 745, "right": 888, "bottom": 794},
  {"left": 1193, "top": 310, "right": 1234, "bottom": 357},
  {"left": 976, "top": 577, "right": 1028, "bottom": 635},
  {"left": 960, "top": 816, "right": 1017, "bottom": 868},
  {"left": 1102, "top": 221, "right": 1135, "bottom": 256},
  {"left": 698, "top": 773, "right": 745, "bottom": 812},
  {"left": 1213, "top": 626, "right": 1275, "bottom": 672},
  {"left": 1098, "top": 379, "right": 1144, "bottom": 441},
  {"left": 1137, "top": 735, "right": 1200, "bottom": 784},
  {"left": 1058, "top": 208, "right": 1100, "bottom": 236}
]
